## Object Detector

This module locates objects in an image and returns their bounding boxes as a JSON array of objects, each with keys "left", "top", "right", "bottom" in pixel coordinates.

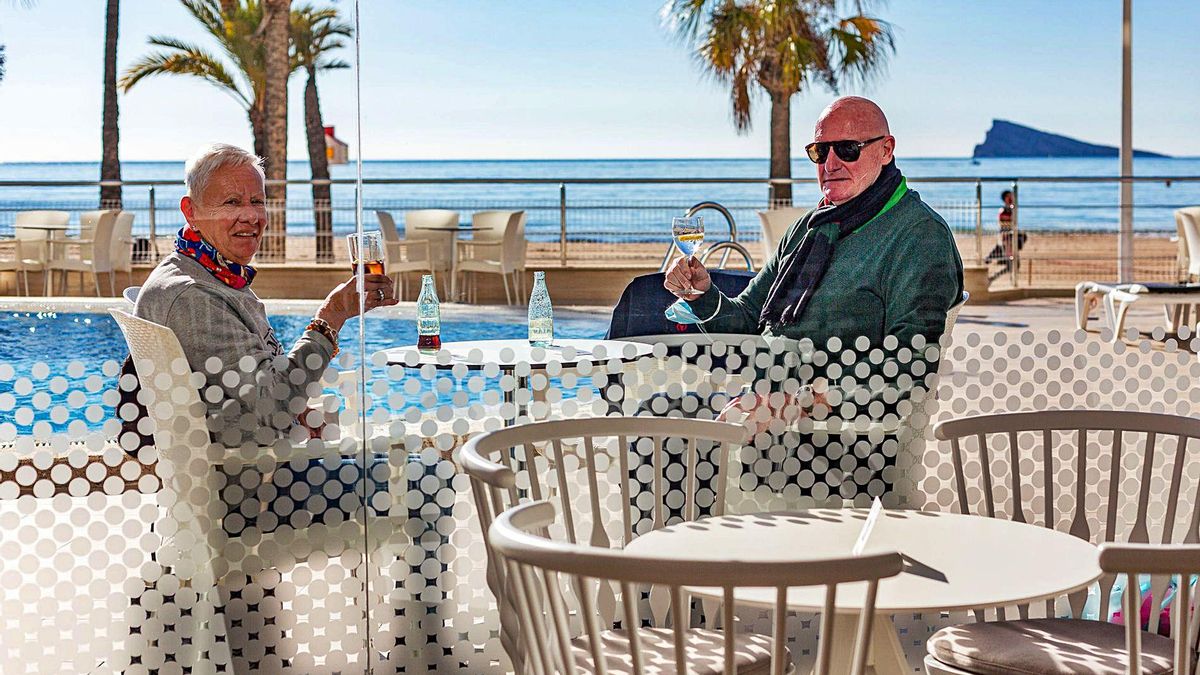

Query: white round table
[
  {"left": 624, "top": 508, "right": 1101, "bottom": 675},
  {"left": 384, "top": 338, "right": 655, "bottom": 422}
]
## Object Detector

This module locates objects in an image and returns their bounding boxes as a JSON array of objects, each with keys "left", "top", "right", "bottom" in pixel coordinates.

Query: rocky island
[{"left": 973, "top": 119, "right": 1168, "bottom": 158}]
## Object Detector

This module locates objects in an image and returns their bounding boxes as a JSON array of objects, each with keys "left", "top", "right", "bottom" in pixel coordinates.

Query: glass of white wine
[{"left": 671, "top": 215, "right": 705, "bottom": 296}]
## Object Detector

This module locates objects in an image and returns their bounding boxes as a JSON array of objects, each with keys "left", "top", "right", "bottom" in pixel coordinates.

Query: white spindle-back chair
[
  {"left": 925, "top": 410, "right": 1200, "bottom": 675},
  {"left": 462, "top": 417, "right": 747, "bottom": 673},
  {"left": 1100, "top": 543, "right": 1200, "bottom": 675},
  {"left": 490, "top": 499, "right": 903, "bottom": 675}
]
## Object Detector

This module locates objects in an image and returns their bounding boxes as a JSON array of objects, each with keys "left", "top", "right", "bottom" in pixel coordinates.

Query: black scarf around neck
[{"left": 757, "top": 160, "right": 904, "bottom": 331}]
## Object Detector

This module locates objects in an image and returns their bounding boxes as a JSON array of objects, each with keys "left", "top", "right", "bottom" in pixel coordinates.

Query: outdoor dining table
[
  {"left": 384, "top": 338, "right": 655, "bottom": 423},
  {"left": 413, "top": 225, "right": 483, "bottom": 233},
  {"left": 623, "top": 508, "right": 1102, "bottom": 675}
]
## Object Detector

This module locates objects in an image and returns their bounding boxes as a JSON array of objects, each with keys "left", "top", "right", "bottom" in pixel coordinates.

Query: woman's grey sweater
[{"left": 134, "top": 252, "right": 334, "bottom": 447}]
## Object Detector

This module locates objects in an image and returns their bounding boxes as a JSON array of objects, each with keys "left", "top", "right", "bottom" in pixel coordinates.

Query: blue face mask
[{"left": 664, "top": 299, "right": 702, "bottom": 324}]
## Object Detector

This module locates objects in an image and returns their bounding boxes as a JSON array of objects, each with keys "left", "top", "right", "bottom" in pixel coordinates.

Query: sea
[{"left": 2, "top": 157, "right": 1199, "bottom": 240}]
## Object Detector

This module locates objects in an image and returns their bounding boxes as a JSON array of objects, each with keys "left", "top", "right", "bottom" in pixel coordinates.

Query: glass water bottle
[
  {"left": 527, "top": 271, "right": 553, "bottom": 347},
  {"left": 417, "top": 274, "right": 441, "bottom": 352}
]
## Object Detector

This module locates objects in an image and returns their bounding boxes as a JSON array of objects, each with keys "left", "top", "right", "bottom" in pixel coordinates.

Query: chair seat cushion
[
  {"left": 927, "top": 618, "right": 1175, "bottom": 675},
  {"left": 571, "top": 627, "right": 785, "bottom": 674}
]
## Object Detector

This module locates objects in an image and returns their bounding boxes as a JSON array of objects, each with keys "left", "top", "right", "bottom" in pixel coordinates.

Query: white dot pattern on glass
[{"left": 6, "top": 316, "right": 1200, "bottom": 673}]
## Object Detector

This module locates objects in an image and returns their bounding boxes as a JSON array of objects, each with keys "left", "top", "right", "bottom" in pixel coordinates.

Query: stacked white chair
[{"left": 399, "top": 209, "right": 459, "bottom": 296}]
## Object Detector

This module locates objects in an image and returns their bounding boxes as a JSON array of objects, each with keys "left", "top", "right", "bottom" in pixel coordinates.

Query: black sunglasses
[{"left": 805, "top": 135, "right": 886, "bottom": 164}]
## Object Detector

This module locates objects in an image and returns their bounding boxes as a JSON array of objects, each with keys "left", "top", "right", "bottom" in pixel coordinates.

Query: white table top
[
  {"left": 15, "top": 223, "right": 69, "bottom": 231},
  {"left": 624, "top": 509, "right": 1101, "bottom": 614},
  {"left": 384, "top": 338, "right": 654, "bottom": 370},
  {"left": 413, "top": 226, "right": 482, "bottom": 232}
]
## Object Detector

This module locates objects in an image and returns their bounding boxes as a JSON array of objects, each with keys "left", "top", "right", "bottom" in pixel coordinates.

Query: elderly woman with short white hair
[{"left": 133, "top": 143, "right": 395, "bottom": 447}]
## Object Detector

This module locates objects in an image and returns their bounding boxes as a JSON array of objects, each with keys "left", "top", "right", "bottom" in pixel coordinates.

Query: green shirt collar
[{"left": 853, "top": 177, "right": 908, "bottom": 234}]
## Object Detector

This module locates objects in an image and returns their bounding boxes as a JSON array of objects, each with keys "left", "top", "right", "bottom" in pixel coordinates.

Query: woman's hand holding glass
[{"left": 316, "top": 274, "right": 398, "bottom": 332}]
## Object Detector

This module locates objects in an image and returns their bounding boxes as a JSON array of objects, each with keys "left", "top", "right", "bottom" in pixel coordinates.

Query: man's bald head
[
  {"left": 816, "top": 96, "right": 890, "bottom": 138},
  {"left": 810, "top": 96, "right": 895, "bottom": 204}
]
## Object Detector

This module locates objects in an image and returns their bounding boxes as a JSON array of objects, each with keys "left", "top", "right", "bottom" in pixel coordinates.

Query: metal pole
[
  {"left": 559, "top": 182, "right": 567, "bottom": 266},
  {"left": 1118, "top": 0, "right": 1134, "bottom": 283},
  {"left": 1010, "top": 180, "right": 1020, "bottom": 288},
  {"left": 974, "top": 180, "right": 983, "bottom": 265},
  {"left": 148, "top": 185, "right": 160, "bottom": 261}
]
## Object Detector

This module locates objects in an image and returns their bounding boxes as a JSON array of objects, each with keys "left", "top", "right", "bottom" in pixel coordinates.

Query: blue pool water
[{"left": 0, "top": 311, "right": 609, "bottom": 435}]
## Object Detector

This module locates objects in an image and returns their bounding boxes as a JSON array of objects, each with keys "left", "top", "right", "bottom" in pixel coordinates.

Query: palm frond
[
  {"left": 826, "top": 15, "right": 895, "bottom": 86},
  {"left": 120, "top": 46, "right": 251, "bottom": 110}
]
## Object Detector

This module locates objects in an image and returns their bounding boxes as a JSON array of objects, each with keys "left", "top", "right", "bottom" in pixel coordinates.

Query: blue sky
[{"left": 0, "top": 0, "right": 1197, "bottom": 161}]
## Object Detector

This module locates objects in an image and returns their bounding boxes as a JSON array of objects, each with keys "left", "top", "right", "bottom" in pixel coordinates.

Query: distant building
[{"left": 324, "top": 126, "right": 349, "bottom": 164}]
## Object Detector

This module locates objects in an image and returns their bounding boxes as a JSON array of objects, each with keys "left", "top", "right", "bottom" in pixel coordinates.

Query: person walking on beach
[{"left": 986, "top": 189, "right": 1026, "bottom": 281}]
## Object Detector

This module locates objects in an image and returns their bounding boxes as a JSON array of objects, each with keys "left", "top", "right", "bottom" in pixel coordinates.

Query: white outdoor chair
[
  {"left": 756, "top": 207, "right": 808, "bottom": 261},
  {"left": 108, "top": 309, "right": 399, "bottom": 581},
  {"left": 373, "top": 210, "right": 435, "bottom": 300},
  {"left": 398, "top": 209, "right": 458, "bottom": 296},
  {"left": 46, "top": 209, "right": 117, "bottom": 295},
  {"left": 110, "top": 211, "right": 135, "bottom": 292},
  {"left": 462, "top": 416, "right": 748, "bottom": 673},
  {"left": 924, "top": 409, "right": 1200, "bottom": 675},
  {"left": 491, "top": 499, "right": 902, "bottom": 675},
  {"left": 11, "top": 210, "right": 70, "bottom": 294},
  {"left": 452, "top": 210, "right": 526, "bottom": 304},
  {"left": 0, "top": 238, "right": 24, "bottom": 294}
]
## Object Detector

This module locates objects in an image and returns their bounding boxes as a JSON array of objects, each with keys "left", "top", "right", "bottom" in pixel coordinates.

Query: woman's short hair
[
  {"left": 1000, "top": 189, "right": 1013, "bottom": 201},
  {"left": 184, "top": 143, "right": 265, "bottom": 201}
]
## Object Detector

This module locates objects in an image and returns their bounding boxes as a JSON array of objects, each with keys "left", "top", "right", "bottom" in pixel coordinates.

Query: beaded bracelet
[{"left": 307, "top": 317, "right": 340, "bottom": 357}]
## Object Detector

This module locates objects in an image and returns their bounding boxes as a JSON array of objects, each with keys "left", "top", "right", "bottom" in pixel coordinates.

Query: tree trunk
[
  {"left": 768, "top": 91, "right": 792, "bottom": 206},
  {"left": 261, "top": 0, "right": 290, "bottom": 261},
  {"left": 100, "top": 0, "right": 122, "bottom": 209},
  {"left": 249, "top": 107, "right": 266, "bottom": 160},
  {"left": 303, "top": 66, "right": 334, "bottom": 263}
]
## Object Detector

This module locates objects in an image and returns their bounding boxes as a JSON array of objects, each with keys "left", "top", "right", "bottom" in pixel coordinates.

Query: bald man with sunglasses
[{"left": 664, "top": 96, "right": 963, "bottom": 429}]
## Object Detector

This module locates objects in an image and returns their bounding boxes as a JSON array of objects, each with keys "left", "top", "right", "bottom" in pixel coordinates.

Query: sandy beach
[{"left": 171, "top": 230, "right": 1183, "bottom": 289}]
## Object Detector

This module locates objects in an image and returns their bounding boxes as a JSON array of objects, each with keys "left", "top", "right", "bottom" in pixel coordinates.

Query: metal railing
[{"left": 2, "top": 174, "right": 1198, "bottom": 288}]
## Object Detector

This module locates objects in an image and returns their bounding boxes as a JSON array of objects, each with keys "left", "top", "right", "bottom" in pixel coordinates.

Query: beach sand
[{"left": 247, "top": 231, "right": 1183, "bottom": 288}]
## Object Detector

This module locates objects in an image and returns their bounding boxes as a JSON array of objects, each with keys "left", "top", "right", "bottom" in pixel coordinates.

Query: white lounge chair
[{"left": 1075, "top": 280, "right": 1200, "bottom": 342}]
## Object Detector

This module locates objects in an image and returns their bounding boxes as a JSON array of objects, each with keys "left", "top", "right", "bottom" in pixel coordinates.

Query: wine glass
[{"left": 671, "top": 215, "right": 704, "bottom": 295}]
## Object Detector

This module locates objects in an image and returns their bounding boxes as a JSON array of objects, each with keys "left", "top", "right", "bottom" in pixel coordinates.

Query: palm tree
[
  {"left": 0, "top": 45, "right": 6, "bottom": 84},
  {"left": 259, "top": 0, "right": 290, "bottom": 260},
  {"left": 100, "top": 0, "right": 122, "bottom": 209},
  {"left": 120, "top": 1, "right": 269, "bottom": 158},
  {"left": 292, "top": 4, "right": 351, "bottom": 263},
  {"left": 662, "top": 0, "right": 895, "bottom": 205}
]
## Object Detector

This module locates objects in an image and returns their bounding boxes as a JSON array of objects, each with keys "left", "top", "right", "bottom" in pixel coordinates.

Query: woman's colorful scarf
[
  {"left": 758, "top": 160, "right": 905, "bottom": 331},
  {"left": 175, "top": 226, "right": 257, "bottom": 289}
]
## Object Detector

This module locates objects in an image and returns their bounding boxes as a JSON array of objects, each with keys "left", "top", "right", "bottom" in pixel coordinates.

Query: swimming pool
[{"left": 0, "top": 306, "right": 610, "bottom": 436}]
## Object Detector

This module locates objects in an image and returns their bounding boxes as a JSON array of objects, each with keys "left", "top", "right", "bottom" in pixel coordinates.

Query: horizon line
[{"left": 4, "top": 155, "right": 1199, "bottom": 165}]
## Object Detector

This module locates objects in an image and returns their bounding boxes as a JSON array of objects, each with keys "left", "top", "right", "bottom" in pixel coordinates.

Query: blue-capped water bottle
[{"left": 528, "top": 271, "right": 553, "bottom": 347}]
